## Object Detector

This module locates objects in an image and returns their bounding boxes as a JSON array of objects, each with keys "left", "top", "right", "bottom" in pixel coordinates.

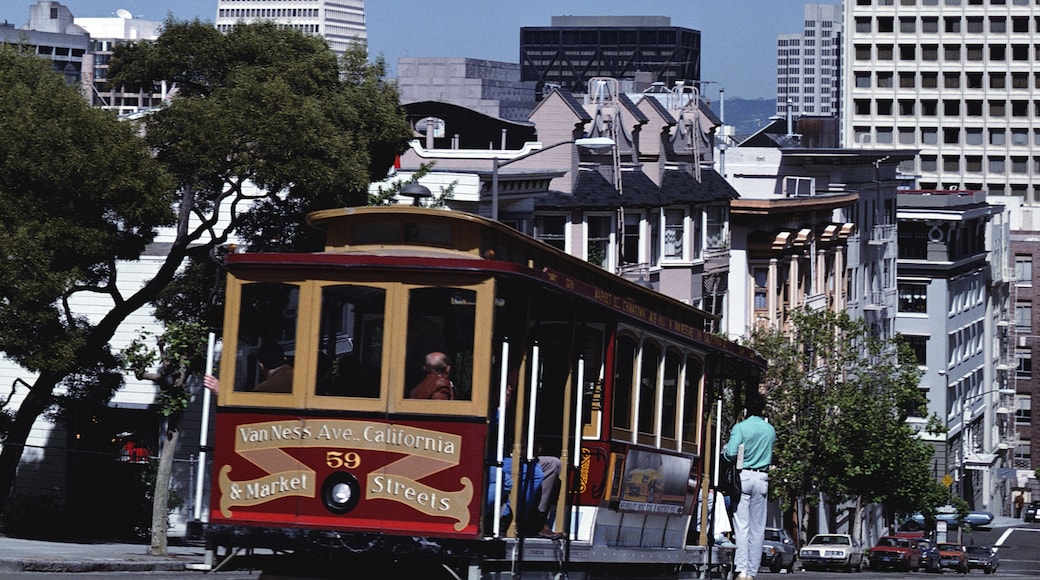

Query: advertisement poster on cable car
[
  {"left": 210, "top": 413, "right": 486, "bottom": 538},
  {"left": 618, "top": 449, "right": 692, "bottom": 515}
]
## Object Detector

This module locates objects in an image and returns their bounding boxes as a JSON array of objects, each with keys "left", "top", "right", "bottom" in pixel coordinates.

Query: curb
[{"left": 0, "top": 557, "right": 192, "bottom": 574}]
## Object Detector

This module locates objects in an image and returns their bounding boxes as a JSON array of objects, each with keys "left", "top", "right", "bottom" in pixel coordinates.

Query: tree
[
  {"left": 746, "top": 308, "right": 946, "bottom": 543},
  {"left": 0, "top": 41, "right": 176, "bottom": 525},
  {"left": 0, "top": 21, "right": 411, "bottom": 552},
  {"left": 122, "top": 322, "right": 208, "bottom": 554}
]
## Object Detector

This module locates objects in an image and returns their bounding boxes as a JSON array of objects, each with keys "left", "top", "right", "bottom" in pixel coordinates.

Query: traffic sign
[{"left": 942, "top": 474, "right": 953, "bottom": 488}]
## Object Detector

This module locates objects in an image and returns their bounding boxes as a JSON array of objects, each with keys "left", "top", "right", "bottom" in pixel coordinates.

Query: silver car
[{"left": 762, "top": 527, "right": 798, "bottom": 573}]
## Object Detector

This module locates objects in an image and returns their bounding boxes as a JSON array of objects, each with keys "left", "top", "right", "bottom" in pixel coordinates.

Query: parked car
[
  {"left": 936, "top": 542, "right": 969, "bottom": 573},
  {"left": 761, "top": 527, "right": 797, "bottom": 573},
  {"left": 903, "top": 510, "right": 995, "bottom": 530},
  {"left": 1024, "top": 500, "right": 1040, "bottom": 522},
  {"left": 867, "top": 535, "right": 922, "bottom": 572},
  {"left": 914, "top": 538, "right": 943, "bottom": 573},
  {"left": 966, "top": 545, "right": 1000, "bottom": 574},
  {"left": 799, "top": 533, "right": 864, "bottom": 572}
]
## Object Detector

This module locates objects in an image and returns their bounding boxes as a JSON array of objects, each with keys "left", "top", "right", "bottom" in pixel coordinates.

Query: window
[
  {"left": 587, "top": 215, "right": 613, "bottom": 270},
  {"left": 681, "top": 357, "right": 703, "bottom": 452},
  {"left": 534, "top": 215, "right": 566, "bottom": 251},
  {"left": 898, "top": 282, "right": 928, "bottom": 313},
  {"left": 1015, "top": 302, "right": 1032, "bottom": 332},
  {"left": 234, "top": 282, "right": 300, "bottom": 393},
  {"left": 404, "top": 287, "right": 476, "bottom": 400},
  {"left": 705, "top": 205, "right": 728, "bottom": 250},
  {"left": 637, "top": 341, "right": 661, "bottom": 438},
  {"left": 612, "top": 335, "right": 637, "bottom": 433},
  {"left": 1015, "top": 395, "right": 1032, "bottom": 424},
  {"left": 315, "top": 285, "right": 386, "bottom": 398},
  {"left": 661, "top": 351, "right": 680, "bottom": 442},
  {"left": 753, "top": 268, "right": 769, "bottom": 310},
  {"left": 1016, "top": 351, "right": 1032, "bottom": 380},
  {"left": 1015, "top": 255, "right": 1033, "bottom": 285},
  {"left": 622, "top": 211, "right": 642, "bottom": 265},
  {"left": 663, "top": 208, "right": 686, "bottom": 260},
  {"left": 903, "top": 335, "right": 928, "bottom": 366}
]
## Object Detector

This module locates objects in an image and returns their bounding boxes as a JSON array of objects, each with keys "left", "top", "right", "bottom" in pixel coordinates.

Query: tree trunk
[
  {"left": 851, "top": 495, "right": 863, "bottom": 545},
  {"left": 149, "top": 414, "right": 181, "bottom": 556},
  {"left": 0, "top": 372, "right": 61, "bottom": 515}
]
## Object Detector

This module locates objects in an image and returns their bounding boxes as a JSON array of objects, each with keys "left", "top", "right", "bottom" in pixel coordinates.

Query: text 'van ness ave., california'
[{"left": 234, "top": 420, "right": 459, "bottom": 459}]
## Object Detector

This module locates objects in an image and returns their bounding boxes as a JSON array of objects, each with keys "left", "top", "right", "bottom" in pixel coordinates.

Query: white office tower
[
  {"left": 776, "top": 3, "right": 842, "bottom": 117},
  {"left": 215, "top": 0, "right": 366, "bottom": 55},
  {"left": 842, "top": 0, "right": 1039, "bottom": 197},
  {"left": 75, "top": 10, "right": 163, "bottom": 114}
]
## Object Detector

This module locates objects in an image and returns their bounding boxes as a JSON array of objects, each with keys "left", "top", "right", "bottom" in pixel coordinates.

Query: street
[{"left": 0, "top": 521, "right": 1034, "bottom": 579}]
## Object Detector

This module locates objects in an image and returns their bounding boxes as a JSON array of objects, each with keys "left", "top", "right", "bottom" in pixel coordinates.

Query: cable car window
[
  {"left": 404, "top": 287, "right": 476, "bottom": 401},
  {"left": 314, "top": 284, "right": 386, "bottom": 398},
  {"left": 612, "top": 335, "right": 637, "bottom": 432},
  {"left": 638, "top": 341, "right": 661, "bottom": 437},
  {"left": 682, "top": 357, "right": 704, "bottom": 449},
  {"left": 662, "top": 350, "right": 681, "bottom": 441},
  {"left": 234, "top": 282, "right": 299, "bottom": 393}
]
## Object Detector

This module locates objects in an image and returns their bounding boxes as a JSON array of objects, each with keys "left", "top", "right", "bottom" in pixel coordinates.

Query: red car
[
  {"left": 936, "top": 542, "right": 969, "bottom": 574},
  {"left": 868, "top": 535, "right": 922, "bottom": 572}
]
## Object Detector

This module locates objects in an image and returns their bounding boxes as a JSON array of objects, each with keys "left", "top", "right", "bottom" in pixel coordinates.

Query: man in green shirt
[{"left": 724, "top": 390, "right": 776, "bottom": 580}]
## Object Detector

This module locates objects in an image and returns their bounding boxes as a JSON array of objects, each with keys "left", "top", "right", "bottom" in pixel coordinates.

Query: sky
[{"left": 0, "top": 0, "right": 836, "bottom": 100}]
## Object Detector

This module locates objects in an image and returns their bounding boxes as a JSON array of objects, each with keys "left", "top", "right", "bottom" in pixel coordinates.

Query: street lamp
[
  {"left": 400, "top": 181, "right": 433, "bottom": 206},
  {"left": 490, "top": 137, "right": 615, "bottom": 221}
]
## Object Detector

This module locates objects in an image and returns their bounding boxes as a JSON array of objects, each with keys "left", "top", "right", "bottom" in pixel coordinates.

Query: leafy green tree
[
  {"left": 747, "top": 308, "right": 945, "bottom": 543},
  {"left": 0, "top": 20, "right": 410, "bottom": 553},
  {"left": 0, "top": 42, "right": 176, "bottom": 528}
]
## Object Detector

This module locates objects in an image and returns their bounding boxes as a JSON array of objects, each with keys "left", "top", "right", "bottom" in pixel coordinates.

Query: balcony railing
[{"left": 869, "top": 224, "right": 896, "bottom": 245}]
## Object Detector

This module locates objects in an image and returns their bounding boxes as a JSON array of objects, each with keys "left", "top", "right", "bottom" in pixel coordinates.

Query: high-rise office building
[
  {"left": 843, "top": 0, "right": 1036, "bottom": 499},
  {"left": 75, "top": 10, "right": 163, "bottom": 114},
  {"left": 520, "top": 16, "right": 700, "bottom": 96},
  {"left": 776, "top": 3, "right": 842, "bottom": 117},
  {"left": 215, "top": 0, "right": 366, "bottom": 55}
]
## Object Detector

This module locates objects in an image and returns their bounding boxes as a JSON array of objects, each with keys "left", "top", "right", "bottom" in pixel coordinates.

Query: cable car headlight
[{"left": 322, "top": 472, "right": 361, "bottom": 514}]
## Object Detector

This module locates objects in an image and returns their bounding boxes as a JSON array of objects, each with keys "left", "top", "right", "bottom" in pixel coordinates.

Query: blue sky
[{"left": 0, "top": 0, "right": 835, "bottom": 99}]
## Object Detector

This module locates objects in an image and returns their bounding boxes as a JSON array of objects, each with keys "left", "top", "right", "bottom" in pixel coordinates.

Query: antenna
[{"left": 115, "top": 8, "right": 132, "bottom": 19}]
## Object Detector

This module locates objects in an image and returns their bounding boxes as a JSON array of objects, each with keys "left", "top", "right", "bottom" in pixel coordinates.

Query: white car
[{"left": 799, "top": 533, "right": 865, "bottom": 572}]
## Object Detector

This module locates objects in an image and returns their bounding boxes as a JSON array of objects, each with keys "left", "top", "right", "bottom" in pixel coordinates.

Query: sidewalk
[{"left": 0, "top": 536, "right": 209, "bottom": 573}]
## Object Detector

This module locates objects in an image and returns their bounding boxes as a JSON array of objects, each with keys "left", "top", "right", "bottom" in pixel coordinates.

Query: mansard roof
[{"left": 535, "top": 166, "right": 738, "bottom": 210}]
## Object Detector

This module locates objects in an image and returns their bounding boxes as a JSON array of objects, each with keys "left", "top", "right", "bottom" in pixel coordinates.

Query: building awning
[{"left": 964, "top": 453, "right": 999, "bottom": 470}]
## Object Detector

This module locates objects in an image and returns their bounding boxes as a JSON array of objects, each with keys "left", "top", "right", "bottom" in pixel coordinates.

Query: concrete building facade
[
  {"left": 215, "top": 0, "right": 366, "bottom": 54},
  {"left": 73, "top": 11, "right": 163, "bottom": 115},
  {"left": 396, "top": 58, "right": 537, "bottom": 123},
  {"left": 0, "top": 1, "right": 89, "bottom": 92},
  {"left": 842, "top": 0, "right": 1036, "bottom": 487},
  {"left": 776, "top": 3, "right": 843, "bottom": 117},
  {"left": 895, "top": 189, "right": 1011, "bottom": 514},
  {"left": 520, "top": 16, "right": 701, "bottom": 97}
]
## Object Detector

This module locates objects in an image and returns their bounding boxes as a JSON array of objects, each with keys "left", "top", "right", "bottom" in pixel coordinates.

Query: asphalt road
[{"left": 0, "top": 521, "right": 1034, "bottom": 578}]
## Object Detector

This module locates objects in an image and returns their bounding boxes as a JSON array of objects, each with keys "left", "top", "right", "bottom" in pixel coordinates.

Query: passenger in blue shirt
[{"left": 724, "top": 390, "right": 776, "bottom": 580}]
